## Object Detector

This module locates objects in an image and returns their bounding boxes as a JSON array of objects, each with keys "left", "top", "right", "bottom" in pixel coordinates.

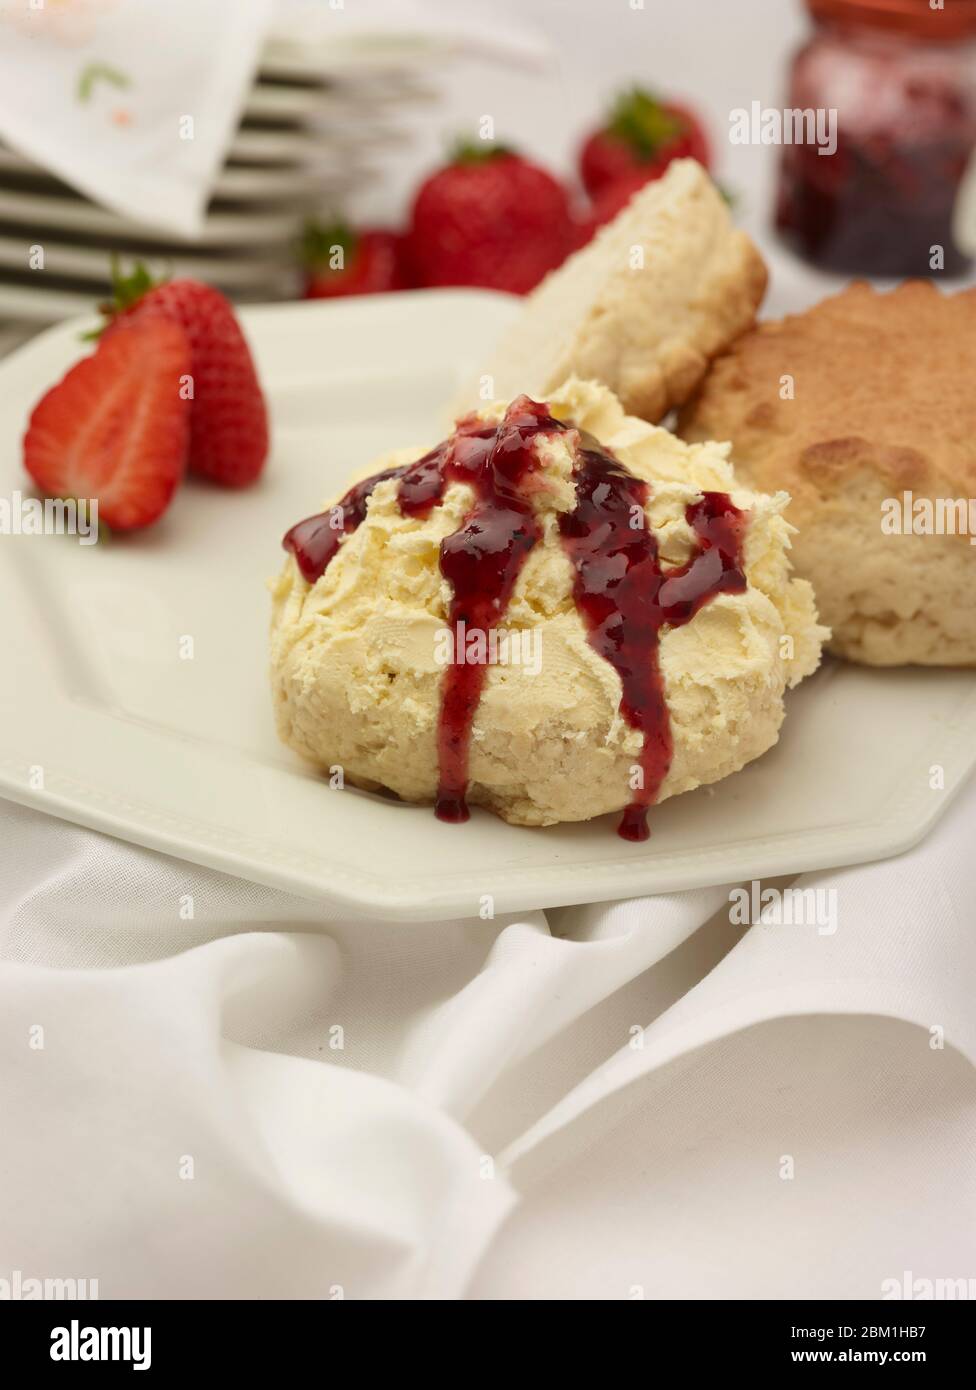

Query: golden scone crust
[{"left": 678, "top": 281, "right": 976, "bottom": 666}]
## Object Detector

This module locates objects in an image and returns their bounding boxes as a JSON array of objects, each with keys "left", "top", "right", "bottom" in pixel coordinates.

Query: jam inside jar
[{"left": 776, "top": 0, "right": 976, "bottom": 276}]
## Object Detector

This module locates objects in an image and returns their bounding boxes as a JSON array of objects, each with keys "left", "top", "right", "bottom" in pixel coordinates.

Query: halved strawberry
[
  {"left": 24, "top": 314, "right": 191, "bottom": 531},
  {"left": 102, "top": 264, "right": 269, "bottom": 489}
]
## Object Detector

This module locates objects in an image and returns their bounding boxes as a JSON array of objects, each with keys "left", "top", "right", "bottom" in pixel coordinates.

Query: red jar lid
[{"left": 809, "top": 0, "right": 976, "bottom": 40}]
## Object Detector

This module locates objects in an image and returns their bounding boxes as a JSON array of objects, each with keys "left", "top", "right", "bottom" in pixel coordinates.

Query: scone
[
  {"left": 459, "top": 160, "right": 767, "bottom": 423},
  {"left": 271, "top": 379, "right": 826, "bottom": 838},
  {"left": 679, "top": 281, "right": 976, "bottom": 666}
]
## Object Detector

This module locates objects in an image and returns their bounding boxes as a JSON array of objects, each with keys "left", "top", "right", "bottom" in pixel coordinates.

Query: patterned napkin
[{"left": 0, "top": 0, "right": 273, "bottom": 236}]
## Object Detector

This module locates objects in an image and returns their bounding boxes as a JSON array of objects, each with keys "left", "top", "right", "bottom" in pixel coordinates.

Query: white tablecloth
[{"left": 1, "top": 776, "right": 973, "bottom": 1300}]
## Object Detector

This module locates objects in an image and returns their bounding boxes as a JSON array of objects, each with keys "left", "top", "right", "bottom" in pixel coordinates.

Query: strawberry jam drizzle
[
  {"left": 283, "top": 400, "right": 747, "bottom": 839},
  {"left": 432, "top": 399, "right": 561, "bottom": 821},
  {"left": 558, "top": 444, "right": 747, "bottom": 842},
  {"left": 282, "top": 465, "right": 406, "bottom": 583}
]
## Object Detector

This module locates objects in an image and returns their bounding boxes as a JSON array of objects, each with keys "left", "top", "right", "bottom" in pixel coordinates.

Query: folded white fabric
[
  {"left": 0, "top": 776, "right": 973, "bottom": 1299},
  {"left": 0, "top": 0, "right": 273, "bottom": 237}
]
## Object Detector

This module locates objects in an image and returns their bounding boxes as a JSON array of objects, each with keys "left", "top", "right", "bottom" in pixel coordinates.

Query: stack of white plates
[{"left": 0, "top": 41, "right": 440, "bottom": 336}]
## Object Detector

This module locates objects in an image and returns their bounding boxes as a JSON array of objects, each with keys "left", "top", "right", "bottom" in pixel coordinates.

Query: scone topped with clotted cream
[{"left": 271, "top": 379, "right": 826, "bottom": 839}]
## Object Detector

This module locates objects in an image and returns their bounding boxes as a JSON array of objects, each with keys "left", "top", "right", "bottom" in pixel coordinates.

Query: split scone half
[{"left": 460, "top": 159, "right": 767, "bottom": 424}]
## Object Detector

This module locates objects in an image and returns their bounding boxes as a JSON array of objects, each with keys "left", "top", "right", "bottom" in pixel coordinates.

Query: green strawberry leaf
[
  {"left": 449, "top": 136, "right": 515, "bottom": 166},
  {"left": 608, "top": 88, "right": 682, "bottom": 159},
  {"left": 108, "top": 255, "right": 159, "bottom": 311},
  {"left": 301, "top": 219, "right": 357, "bottom": 270},
  {"left": 81, "top": 257, "right": 167, "bottom": 341}
]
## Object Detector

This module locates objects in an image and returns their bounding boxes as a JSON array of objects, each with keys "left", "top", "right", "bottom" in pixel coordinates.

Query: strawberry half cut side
[{"left": 23, "top": 314, "right": 191, "bottom": 532}]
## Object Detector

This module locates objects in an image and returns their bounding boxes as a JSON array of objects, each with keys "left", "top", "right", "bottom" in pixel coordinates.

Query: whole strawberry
[
  {"left": 103, "top": 264, "right": 269, "bottom": 488},
  {"left": 408, "top": 142, "right": 574, "bottom": 295},
  {"left": 302, "top": 221, "right": 409, "bottom": 298},
  {"left": 24, "top": 314, "right": 190, "bottom": 531},
  {"left": 580, "top": 89, "right": 710, "bottom": 199}
]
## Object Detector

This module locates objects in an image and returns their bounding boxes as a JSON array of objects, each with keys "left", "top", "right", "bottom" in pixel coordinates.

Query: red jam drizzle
[
  {"left": 283, "top": 400, "right": 747, "bottom": 839},
  {"left": 433, "top": 398, "right": 562, "bottom": 821},
  {"left": 282, "top": 465, "right": 405, "bottom": 583},
  {"left": 558, "top": 445, "right": 747, "bottom": 842}
]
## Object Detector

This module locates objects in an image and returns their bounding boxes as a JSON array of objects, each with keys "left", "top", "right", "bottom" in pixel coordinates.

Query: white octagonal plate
[{"left": 1, "top": 290, "right": 974, "bottom": 920}]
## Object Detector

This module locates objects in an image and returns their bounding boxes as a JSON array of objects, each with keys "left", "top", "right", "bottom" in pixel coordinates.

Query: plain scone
[
  {"left": 459, "top": 159, "right": 767, "bottom": 423},
  {"left": 679, "top": 281, "right": 976, "bottom": 666},
  {"left": 271, "top": 380, "right": 826, "bottom": 828}
]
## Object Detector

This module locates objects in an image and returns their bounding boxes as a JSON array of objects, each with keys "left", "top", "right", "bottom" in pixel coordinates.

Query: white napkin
[
  {"left": 1, "top": 772, "right": 973, "bottom": 1300},
  {"left": 0, "top": 0, "right": 273, "bottom": 237},
  {"left": 0, "top": 0, "right": 550, "bottom": 240}
]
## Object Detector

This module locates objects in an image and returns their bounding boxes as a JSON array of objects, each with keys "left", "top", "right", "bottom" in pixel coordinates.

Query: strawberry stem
[
  {"left": 301, "top": 220, "right": 357, "bottom": 269},
  {"left": 449, "top": 137, "right": 514, "bottom": 165},
  {"left": 82, "top": 257, "right": 167, "bottom": 341},
  {"left": 607, "top": 88, "right": 682, "bottom": 159},
  {"left": 108, "top": 256, "right": 161, "bottom": 311}
]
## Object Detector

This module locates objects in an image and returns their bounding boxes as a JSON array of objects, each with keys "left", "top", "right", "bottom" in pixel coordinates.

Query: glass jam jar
[{"left": 776, "top": 0, "right": 976, "bottom": 276}]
